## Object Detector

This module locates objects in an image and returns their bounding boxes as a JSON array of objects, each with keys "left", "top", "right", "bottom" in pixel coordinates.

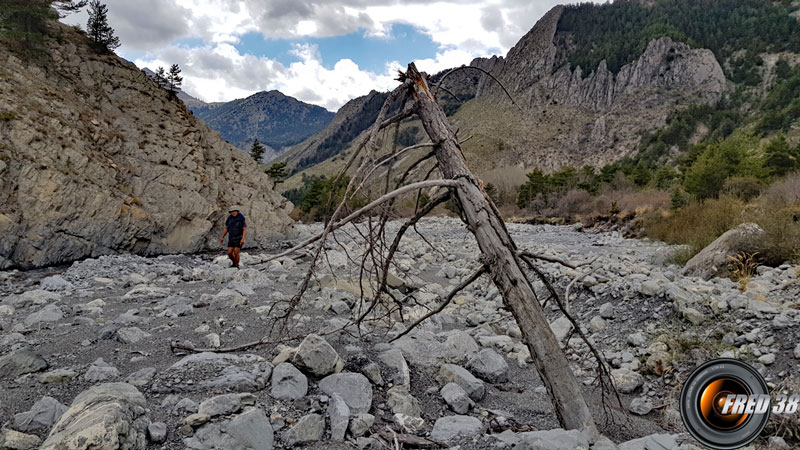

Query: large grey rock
[
  {"left": 184, "top": 408, "right": 273, "bottom": 450},
  {"left": 443, "top": 331, "right": 480, "bottom": 363},
  {"left": 281, "top": 413, "right": 324, "bottom": 446},
  {"left": 681, "top": 223, "right": 766, "bottom": 280},
  {"left": 41, "top": 383, "right": 149, "bottom": 450},
  {"left": 378, "top": 349, "right": 410, "bottom": 386},
  {"left": 392, "top": 335, "right": 449, "bottom": 367},
  {"left": 292, "top": 334, "right": 342, "bottom": 377},
  {"left": 40, "top": 276, "right": 73, "bottom": 291},
  {"left": 517, "top": 428, "right": 591, "bottom": 450},
  {"left": 437, "top": 364, "right": 485, "bottom": 401},
  {"left": 318, "top": 372, "right": 373, "bottom": 414},
  {"left": 466, "top": 349, "right": 509, "bottom": 383},
  {"left": 13, "top": 396, "right": 68, "bottom": 432},
  {"left": 147, "top": 422, "right": 167, "bottom": 444},
  {"left": 429, "top": 415, "right": 484, "bottom": 443},
  {"left": 0, "top": 36, "right": 294, "bottom": 270},
  {"left": 24, "top": 304, "right": 63, "bottom": 327},
  {"left": 328, "top": 393, "right": 350, "bottom": 441},
  {"left": 270, "top": 363, "right": 307, "bottom": 401},
  {"left": 0, "top": 348, "right": 48, "bottom": 378}
]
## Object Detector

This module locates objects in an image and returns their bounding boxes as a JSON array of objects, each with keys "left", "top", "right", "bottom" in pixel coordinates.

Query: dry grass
[{"left": 728, "top": 252, "right": 761, "bottom": 291}]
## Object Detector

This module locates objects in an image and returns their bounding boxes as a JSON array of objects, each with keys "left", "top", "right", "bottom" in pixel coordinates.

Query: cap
[{"left": 228, "top": 205, "right": 242, "bottom": 212}]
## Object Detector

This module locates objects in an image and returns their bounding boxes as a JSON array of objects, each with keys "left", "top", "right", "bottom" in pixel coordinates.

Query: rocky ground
[{"left": 0, "top": 218, "right": 798, "bottom": 450}]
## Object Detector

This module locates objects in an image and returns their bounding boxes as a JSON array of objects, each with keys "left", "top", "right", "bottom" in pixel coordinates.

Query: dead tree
[
  {"left": 400, "top": 64, "right": 596, "bottom": 432},
  {"left": 174, "top": 63, "right": 599, "bottom": 434}
]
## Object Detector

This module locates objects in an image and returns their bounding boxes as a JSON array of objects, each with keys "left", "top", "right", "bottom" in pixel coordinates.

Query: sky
[{"left": 62, "top": 0, "right": 603, "bottom": 111}]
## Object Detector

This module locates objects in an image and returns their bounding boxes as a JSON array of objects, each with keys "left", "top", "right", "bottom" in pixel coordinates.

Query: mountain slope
[
  {"left": 0, "top": 23, "right": 294, "bottom": 269},
  {"left": 189, "top": 90, "right": 335, "bottom": 159}
]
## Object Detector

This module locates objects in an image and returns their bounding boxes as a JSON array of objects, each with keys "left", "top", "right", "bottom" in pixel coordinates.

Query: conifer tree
[
  {"left": 167, "top": 63, "right": 183, "bottom": 94},
  {"left": 153, "top": 66, "right": 168, "bottom": 89},
  {"left": 249, "top": 139, "right": 265, "bottom": 162},
  {"left": 86, "top": 0, "right": 119, "bottom": 51}
]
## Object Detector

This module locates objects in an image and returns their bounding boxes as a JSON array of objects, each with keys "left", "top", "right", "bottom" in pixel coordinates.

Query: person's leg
[
  {"left": 227, "top": 247, "right": 234, "bottom": 264},
  {"left": 233, "top": 247, "right": 241, "bottom": 267}
]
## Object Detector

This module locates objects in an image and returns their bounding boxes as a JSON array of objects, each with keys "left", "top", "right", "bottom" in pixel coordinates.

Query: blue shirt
[{"left": 225, "top": 214, "right": 247, "bottom": 237}]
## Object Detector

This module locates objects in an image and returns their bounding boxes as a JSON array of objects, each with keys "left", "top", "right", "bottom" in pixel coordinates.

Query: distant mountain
[{"left": 188, "top": 91, "right": 335, "bottom": 160}]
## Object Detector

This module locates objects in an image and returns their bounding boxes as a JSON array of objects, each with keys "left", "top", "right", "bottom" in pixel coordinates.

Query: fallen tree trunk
[{"left": 402, "top": 63, "right": 597, "bottom": 433}]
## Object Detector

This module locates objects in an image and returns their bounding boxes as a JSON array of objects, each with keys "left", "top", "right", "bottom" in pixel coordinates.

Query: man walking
[{"left": 221, "top": 206, "right": 247, "bottom": 268}]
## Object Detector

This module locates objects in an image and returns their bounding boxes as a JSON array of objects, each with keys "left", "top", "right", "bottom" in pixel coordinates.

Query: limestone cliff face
[
  {"left": 459, "top": 5, "right": 727, "bottom": 171},
  {"left": 0, "top": 26, "right": 294, "bottom": 269},
  {"left": 477, "top": 6, "right": 726, "bottom": 110}
]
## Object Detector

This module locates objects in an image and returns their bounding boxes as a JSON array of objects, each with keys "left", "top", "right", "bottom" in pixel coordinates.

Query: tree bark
[{"left": 403, "top": 63, "right": 597, "bottom": 433}]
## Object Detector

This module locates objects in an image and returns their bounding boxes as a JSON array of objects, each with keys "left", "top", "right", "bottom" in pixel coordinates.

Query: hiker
[{"left": 221, "top": 206, "right": 247, "bottom": 268}]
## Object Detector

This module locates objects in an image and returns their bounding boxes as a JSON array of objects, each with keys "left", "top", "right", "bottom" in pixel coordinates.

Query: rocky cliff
[
  {"left": 0, "top": 24, "right": 295, "bottom": 269},
  {"left": 477, "top": 6, "right": 726, "bottom": 110}
]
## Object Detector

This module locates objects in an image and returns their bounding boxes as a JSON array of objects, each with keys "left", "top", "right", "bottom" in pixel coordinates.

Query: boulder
[
  {"left": 430, "top": 415, "right": 484, "bottom": 443},
  {"left": 184, "top": 408, "right": 273, "bottom": 450},
  {"left": 13, "top": 396, "right": 68, "bottom": 432},
  {"left": 318, "top": 373, "right": 373, "bottom": 414},
  {"left": 0, "top": 348, "right": 48, "bottom": 378},
  {"left": 378, "top": 349, "right": 410, "bottom": 386},
  {"left": 270, "top": 363, "right": 307, "bottom": 401},
  {"left": 437, "top": 364, "right": 485, "bottom": 401},
  {"left": 24, "top": 304, "right": 64, "bottom": 327},
  {"left": 611, "top": 368, "right": 644, "bottom": 394},
  {"left": 292, "top": 334, "right": 342, "bottom": 377},
  {"left": 348, "top": 413, "right": 374, "bottom": 438},
  {"left": 466, "top": 349, "right": 509, "bottom": 383},
  {"left": 619, "top": 433, "right": 678, "bottom": 450},
  {"left": 1, "top": 428, "right": 41, "bottom": 450},
  {"left": 41, "top": 383, "right": 149, "bottom": 450},
  {"left": 680, "top": 223, "right": 765, "bottom": 280}
]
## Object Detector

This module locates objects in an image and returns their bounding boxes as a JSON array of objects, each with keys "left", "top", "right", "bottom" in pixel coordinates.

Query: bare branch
[
  {"left": 256, "top": 180, "right": 462, "bottom": 266},
  {"left": 433, "top": 65, "right": 523, "bottom": 111},
  {"left": 517, "top": 250, "right": 579, "bottom": 269},
  {"left": 389, "top": 265, "right": 488, "bottom": 343}
]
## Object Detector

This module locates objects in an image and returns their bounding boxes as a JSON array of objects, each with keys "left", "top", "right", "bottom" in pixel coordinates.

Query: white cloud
[{"left": 64, "top": 0, "right": 603, "bottom": 110}]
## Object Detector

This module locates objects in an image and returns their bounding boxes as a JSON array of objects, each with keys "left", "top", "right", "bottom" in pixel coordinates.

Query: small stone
[
  {"left": 148, "top": 422, "right": 167, "bottom": 443},
  {"left": 125, "top": 367, "right": 156, "bottom": 386},
  {"left": 429, "top": 415, "right": 483, "bottom": 443},
  {"left": 349, "top": 413, "right": 374, "bottom": 438},
  {"left": 83, "top": 358, "right": 119, "bottom": 382},
  {"left": 682, "top": 307, "right": 706, "bottom": 325},
  {"left": 282, "top": 413, "right": 325, "bottom": 445},
  {"left": 599, "top": 302, "right": 614, "bottom": 319},
  {"left": 1, "top": 428, "right": 41, "bottom": 450},
  {"left": 440, "top": 383, "right": 472, "bottom": 414},
  {"left": 198, "top": 393, "right": 242, "bottom": 417},
  {"left": 378, "top": 349, "right": 410, "bottom": 386},
  {"left": 629, "top": 397, "right": 653, "bottom": 415},
  {"left": 590, "top": 315, "right": 607, "bottom": 331},
  {"left": 37, "top": 369, "right": 76, "bottom": 384},
  {"left": 387, "top": 385, "right": 422, "bottom": 418},
  {"left": 185, "top": 413, "right": 210, "bottom": 427},
  {"left": 627, "top": 332, "right": 646, "bottom": 347},
  {"left": 794, "top": 343, "right": 800, "bottom": 359},
  {"left": 611, "top": 368, "right": 643, "bottom": 394},
  {"left": 758, "top": 353, "right": 776, "bottom": 365},
  {"left": 115, "top": 327, "right": 151, "bottom": 344},
  {"left": 639, "top": 280, "right": 661, "bottom": 296},
  {"left": 548, "top": 317, "right": 573, "bottom": 342},
  {"left": 328, "top": 393, "right": 350, "bottom": 440}
]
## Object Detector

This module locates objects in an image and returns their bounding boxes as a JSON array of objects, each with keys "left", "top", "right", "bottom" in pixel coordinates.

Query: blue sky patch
[{"left": 233, "top": 23, "right": 441, "bottom": 72}]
